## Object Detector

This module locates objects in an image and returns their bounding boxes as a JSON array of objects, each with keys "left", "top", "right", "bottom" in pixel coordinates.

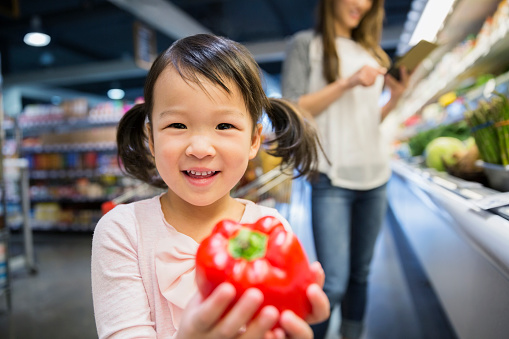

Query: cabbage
[{"left": 425, "top": 137, "right": 466, "bottom": 171}]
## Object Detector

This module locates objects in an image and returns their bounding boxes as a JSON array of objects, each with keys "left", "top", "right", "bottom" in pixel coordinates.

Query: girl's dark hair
[
  {"left": 315, "top": 0, "right": 390, "bottom": 83},
  {"left": 117, "top": 33, "right": 322, "bottom": 188}
]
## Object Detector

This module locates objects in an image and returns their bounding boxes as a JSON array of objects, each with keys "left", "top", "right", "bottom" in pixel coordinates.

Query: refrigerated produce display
[{"left": 388, "top": 1, "right": 509, "bottom": 338}]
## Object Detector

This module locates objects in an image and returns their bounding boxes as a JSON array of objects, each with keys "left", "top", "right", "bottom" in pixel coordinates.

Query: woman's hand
[
  {"left": 177, "top": 283, "right": 284, "bottom": 339},
  {"left": 380, "top": 66, "right": 410, "bottom": 121},
  {"left": 278, "top": 261, "right": 331, "bottom": 339},
  {"left": 384, "top": 66, "right": 410, "bottom": 102},
  {"left": 347, "top": 65, "right": 387, "bottom": 88}
]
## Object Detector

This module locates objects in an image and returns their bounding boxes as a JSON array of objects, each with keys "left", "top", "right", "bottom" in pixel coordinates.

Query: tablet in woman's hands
[{"left": 388, "top": 40, "right": 438, "bottom": 81}]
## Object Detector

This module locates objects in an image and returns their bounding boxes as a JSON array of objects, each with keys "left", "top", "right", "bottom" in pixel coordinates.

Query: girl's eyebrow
[
  {"left": 157, "top": 109, "right": 181, "bottom": 118},
  {"left": 157, "top": 108, "right": 248, "bottom": 119}
]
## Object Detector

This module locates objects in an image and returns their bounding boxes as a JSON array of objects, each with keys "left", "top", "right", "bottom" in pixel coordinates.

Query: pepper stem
[{"left": 228, "top": 228, "right": 267, "bottom": 261}]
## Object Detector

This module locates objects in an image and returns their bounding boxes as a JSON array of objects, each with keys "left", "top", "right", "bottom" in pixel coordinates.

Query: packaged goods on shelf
[
  {"left": 19, "top": 104, "right": 65, "bottom": 126},
  {"left": 88, "top": 101, "right": 128, "bottom": 122},
  {"left": 38, "top": 126, "right": 117, "bottom": 146},
  {"left": 60, "top": 98, "right": 89, "bottom": 120}
]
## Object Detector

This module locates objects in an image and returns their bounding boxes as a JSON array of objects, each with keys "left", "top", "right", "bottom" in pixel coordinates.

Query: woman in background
[{"left": 281, "top": 0, "right": 408, "bottom": 338}]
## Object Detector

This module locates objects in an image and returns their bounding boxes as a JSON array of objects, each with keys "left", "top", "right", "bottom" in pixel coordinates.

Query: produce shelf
[{"left": 389, "top": 158, "right": 509, "bottom": 339}]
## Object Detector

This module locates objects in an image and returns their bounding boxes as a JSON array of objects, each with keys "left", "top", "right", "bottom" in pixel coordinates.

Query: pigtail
[
  {"left": 117, "top": 104, "right": 165, "bottom": 188},
  {"left": 263, "top": 98, "right": 325, "bottom": 178}
]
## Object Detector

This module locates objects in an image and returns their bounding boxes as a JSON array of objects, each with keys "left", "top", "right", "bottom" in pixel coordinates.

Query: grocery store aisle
[
  {"left": 288, "top": 178, "right": 457, "bottom": 339},
  {"left": 0, "top": 232, "right": 96, "bottom": 339},
  {"left": 0, "top": 184, "right": 456, "bottom": 339}
]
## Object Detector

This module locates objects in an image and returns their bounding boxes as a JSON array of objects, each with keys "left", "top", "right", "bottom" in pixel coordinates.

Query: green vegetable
[
  {"left": 425, "top": 137, "right": 466, "bottom": 171},
  {"left": 464, "top": 93, "right": 509, "bottom": 165},
  {"left": 408, "top": 120, "right": 471, "bottom": 157}
]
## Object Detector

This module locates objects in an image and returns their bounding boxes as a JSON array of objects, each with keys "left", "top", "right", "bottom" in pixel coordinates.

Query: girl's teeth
[{"left": 189, "top": 170, "right": 213, "bottom": 176}]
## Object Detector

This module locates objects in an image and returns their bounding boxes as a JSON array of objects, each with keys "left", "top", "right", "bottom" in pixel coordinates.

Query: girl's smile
[{"left": 183, "top": 168, "right": 219, "bottom": 186}]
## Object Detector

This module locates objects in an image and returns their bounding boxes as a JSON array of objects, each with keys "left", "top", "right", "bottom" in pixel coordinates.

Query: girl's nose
[{"left": 185, "top": 136, "right": 216, "bottom": 159}]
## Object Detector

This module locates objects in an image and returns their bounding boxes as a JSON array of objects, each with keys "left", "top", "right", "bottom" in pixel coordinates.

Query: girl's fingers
[
  {"left": 242, "top": 305, "right": 280, "bottom": 339},
  {"left": 310, "top": 261, "right": 325, "bottom": 287},
  {"left": 279, "top": 310, "right": 314, "bottom": 339},
  {"left": 305, "top": 283, "right": 330, "bottom": 324},
  {"left": 215, "top": 288, "right": 265, "bottom": 337},
  {"left": 190, "top": 283, "right": 237, "bottom": 332}
]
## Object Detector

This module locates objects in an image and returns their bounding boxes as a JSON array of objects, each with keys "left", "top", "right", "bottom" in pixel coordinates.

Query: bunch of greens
[{"left": 464, "top": 93, "right": 509, "bottom": 165}]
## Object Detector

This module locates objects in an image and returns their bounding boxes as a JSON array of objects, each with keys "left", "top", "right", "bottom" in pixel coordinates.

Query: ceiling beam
[
  {"left": 108, "top": 0, "right": 212, "bottom": 39},
  {"left": 3, "top": 59, "right": 146, "bottom": 87}
]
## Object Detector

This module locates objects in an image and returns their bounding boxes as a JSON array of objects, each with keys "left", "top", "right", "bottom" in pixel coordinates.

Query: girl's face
[
  {"left": 333, "top": 0, "right": 373, "bottom": 36},
  {"left": 149, "top": 67, "right": 262, "bottom": 207}
]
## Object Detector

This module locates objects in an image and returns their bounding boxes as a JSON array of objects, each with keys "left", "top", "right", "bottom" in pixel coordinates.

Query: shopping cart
[{"left": 232, "top": 167, "right": 293, "bottom": 220}]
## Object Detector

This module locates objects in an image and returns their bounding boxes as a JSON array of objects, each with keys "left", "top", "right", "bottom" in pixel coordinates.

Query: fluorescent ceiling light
[
  {"left": 409, "top": 0, "right": 455, "bottom": 46},
  {"left": 108, "top": 88, "right": 125, "bottom": 100},
  {"left": 24, "top": 32, "right": 51, "bottom": 47},
  {"left": 24, "top": 16, "right": 51, "bottom": 47}
]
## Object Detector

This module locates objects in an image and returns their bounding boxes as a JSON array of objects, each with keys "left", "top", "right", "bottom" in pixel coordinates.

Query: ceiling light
[
  {"left": 24, "top": 16, "right": 51, "bottom": 47},
  {"left": 409, "top": 0, "right": 455, "bottom": 46},
  {"left": 107, "top": 88, "right": 125, "bottom": 100}
]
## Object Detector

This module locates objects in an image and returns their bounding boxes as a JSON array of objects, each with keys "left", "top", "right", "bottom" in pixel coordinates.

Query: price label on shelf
[{"left": 471, "top": 192, "right": 509, "bottom": 210}]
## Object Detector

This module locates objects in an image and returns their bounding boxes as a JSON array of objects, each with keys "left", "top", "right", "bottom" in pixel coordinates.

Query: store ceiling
[{"left": 0, "top": 0, "right": 412, "bottom": 104}]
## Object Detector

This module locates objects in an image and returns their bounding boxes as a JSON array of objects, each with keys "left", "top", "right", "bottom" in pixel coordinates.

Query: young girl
[{"left": 92, "top": 33, "right": 330, "bottom": 339}]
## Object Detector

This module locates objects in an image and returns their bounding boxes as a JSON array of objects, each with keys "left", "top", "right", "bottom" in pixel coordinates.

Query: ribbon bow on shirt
[{"left": 155, "top": 230, "right": 199, "bottom": 330}]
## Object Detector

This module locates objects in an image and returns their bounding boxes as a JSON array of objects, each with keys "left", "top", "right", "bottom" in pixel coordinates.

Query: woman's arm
[
  {"left": 281, "top": 32, "right": 351, "bottom": 117},
  {"left": 282, "top": 33, "right": 386, "bottom": 117},
  {"left": 297, "top": 78, "right": 351, "bottom": 117}
]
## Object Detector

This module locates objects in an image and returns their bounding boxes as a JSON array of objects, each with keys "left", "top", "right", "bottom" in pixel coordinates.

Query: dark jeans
[{"left": 310, "top": 173, "right": 387, "bottom": 339}]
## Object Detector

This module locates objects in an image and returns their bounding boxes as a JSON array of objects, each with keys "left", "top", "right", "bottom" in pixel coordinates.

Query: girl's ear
[
  {"left": 249, "top": 123, "right": 263, "bottom": 160},
  {"left": 146, "top": 123, "right": 155, "bottom": 157}
]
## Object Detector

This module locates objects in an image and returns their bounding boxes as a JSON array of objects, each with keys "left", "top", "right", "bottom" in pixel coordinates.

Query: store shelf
[
  {"left": 29, "top": 169, "right": 122, "bottom": 179},
  {"left": 21, "top": 143, "right": 117, "bottom": 153},
  {"left": 409, "top": 0, "right": 501, "bottom": 85},
  {"left": 400, "top": 24, "right": 509, "bottom": 120},
  {"left": 19, "top": 119, "right": 119, "bottom": 138},
  {"left": 437, "top": 0, "right": 501, "bottom": 48},
  {"left": 394, "top": 0, "right": 509, "bottom": 123},
  {"left": 391, "top": 159, "right": 509, "bottom": 275},
  {"left": 3, "top": 100, "right": 132, "bottom": 232},
  {"left": 388, "top": 159, "right": 509, "bottom": 339}
]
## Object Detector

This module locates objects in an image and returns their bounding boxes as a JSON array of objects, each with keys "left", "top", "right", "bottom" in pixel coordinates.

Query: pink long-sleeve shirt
[{"left": 91, "top": 194, "right": 291, "bottom": 338}]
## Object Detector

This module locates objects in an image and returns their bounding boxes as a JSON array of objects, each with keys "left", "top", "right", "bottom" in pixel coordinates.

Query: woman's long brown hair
[{"left": 316, "top": 0, "right": 391, "bottom": 83}]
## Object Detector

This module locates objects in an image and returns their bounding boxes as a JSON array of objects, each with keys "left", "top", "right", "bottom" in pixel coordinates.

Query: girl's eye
[
  {"left": 168, "top": 123, "right": 186, "bottom": 129},
  {"left": 216, "top": 123, "right": 235, "bottom": 130}
]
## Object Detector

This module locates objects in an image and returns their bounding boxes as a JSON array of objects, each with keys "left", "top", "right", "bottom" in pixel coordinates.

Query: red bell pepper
[{"left": 195, "top": 216, "right": 314, "bottom": 320}]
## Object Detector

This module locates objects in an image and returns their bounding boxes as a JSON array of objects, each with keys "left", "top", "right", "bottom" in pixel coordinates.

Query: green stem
[{"left": 228, "top": 228, "right": 268, "bottom": 261}]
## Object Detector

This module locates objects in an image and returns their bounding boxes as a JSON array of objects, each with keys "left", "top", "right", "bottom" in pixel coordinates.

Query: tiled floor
[{"left": 0, "top": 180, "right": 456, "bottom": 338}]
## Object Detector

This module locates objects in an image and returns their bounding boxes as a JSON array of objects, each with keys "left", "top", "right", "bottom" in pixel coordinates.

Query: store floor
[{"left": 0, "top": 209, "right": 456, "bottom": 339}]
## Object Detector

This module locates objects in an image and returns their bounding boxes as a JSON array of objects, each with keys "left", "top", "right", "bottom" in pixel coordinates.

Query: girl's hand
[
  {"left": 277, "top": 262, "right": 330, "bottom": 338},
  {"left": 305, "top": 261, "right": 329, "bottom": 324},
  {"left": 347, "top": 65, "right": 387, "bottom": 88},
  {"left": 177, "top": 283, "right": 284, "bottom": 339}
]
